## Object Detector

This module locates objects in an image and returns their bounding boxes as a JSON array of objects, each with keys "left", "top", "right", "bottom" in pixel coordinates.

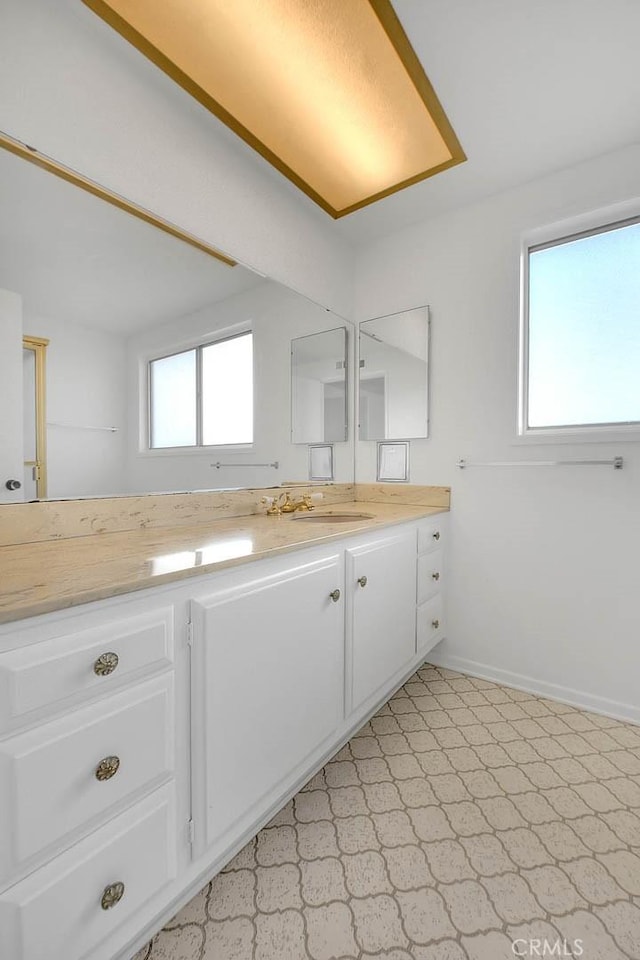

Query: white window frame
[
  {"left": 518, "top": 198, "right": 640, "bottom": 444},
  {"left": 140, "top": 327, "right": 254, "bottom": 455}
]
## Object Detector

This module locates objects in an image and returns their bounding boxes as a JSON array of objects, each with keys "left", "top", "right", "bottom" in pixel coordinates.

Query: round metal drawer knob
[
  {"left": 357, "top": 576, "right": 368, "bottom": 588},
  {"left": 432, "top": 572, "right": 440, "bottom": 581},
  {"left": 329, "top": 589, "right": 341, "bottom": 602},
  {"left": 432, "top": 531, "right": 441, "bottom": 541},
  {"left": 94, "top": 652, "right": 119, "bottom": 677},
  {"left": 95, "top": 755, "right": 120, "bottom": 781},
  {"left": 101, "top": 881, "right": 125, "bottom": 910}
]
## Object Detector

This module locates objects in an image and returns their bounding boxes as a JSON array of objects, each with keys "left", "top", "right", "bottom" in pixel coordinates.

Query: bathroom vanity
[{"left": 0, "top": 489, "right": 448, "bottom": 960}]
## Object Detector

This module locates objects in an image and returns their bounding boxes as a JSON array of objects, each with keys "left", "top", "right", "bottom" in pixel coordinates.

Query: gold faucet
[
  {"left": 261, "top": 492, "right": 314, "bottom": 515},
  {"left": 281, "top": 493, "right": 314, "bottom": 513}
]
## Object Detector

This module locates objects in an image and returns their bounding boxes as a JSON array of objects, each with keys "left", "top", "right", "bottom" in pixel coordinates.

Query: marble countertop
[{"left": 0, "top": 501, "right": 447, "bottom": 624}]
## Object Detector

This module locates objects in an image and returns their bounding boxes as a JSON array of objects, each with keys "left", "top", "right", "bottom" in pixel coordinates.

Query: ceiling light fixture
[{"left": 83, "top": 0, "right": 466, "bottom": 218}]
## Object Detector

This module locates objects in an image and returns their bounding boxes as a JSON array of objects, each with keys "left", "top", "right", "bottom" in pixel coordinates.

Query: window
[
  {"left": 520, "top": 216, "right": 640, "bottom": 435},
  {"left": 149, "top": 332, "right": 253, "bottom": 448}
]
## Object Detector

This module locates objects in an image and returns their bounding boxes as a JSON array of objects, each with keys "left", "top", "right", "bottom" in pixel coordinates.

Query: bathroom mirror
[
  {"left": 358, "top": 306, "right": 430, "bottom": 440},
  {"left": 0, "top": 143, "right": 355, "bottom": 501},
  {"left": 291, "top": 327, "right": 348, "bottom": 444}
]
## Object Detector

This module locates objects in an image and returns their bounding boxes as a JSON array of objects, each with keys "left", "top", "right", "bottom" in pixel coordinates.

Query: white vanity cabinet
[
  {"left": 347, "top": 528, "right": 417, "bottom": 712},
  {"left": 189, "top": 525, "right": 429, "bottom": 862},
  {"left": 0, "top": 512, "right": 447, "bottom": 960},
  {"left": 190, "top": 548, "right": 345, "bottom": 857}
]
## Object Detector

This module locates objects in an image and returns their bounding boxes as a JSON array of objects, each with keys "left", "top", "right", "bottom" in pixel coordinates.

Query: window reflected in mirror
[
  {"left": 358, "top": 307, "right": 429, "bottom": 441},
  {"left": 202, "top": 334, "right": 253, "bottom": 445},
  {"left": 149, "top": 332, "right": 253, "bottom": 449},
  {"left": 150, "top": 349, "right": 197, "bottom": 448}
]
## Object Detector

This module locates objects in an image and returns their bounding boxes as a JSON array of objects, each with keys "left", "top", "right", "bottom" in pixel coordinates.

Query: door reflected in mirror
[
  {"left": 358, "top": 306, "right": 429, "bottom": 440},
  {"left": 291, "top": 327, "right": 348, "bottom": 444}
]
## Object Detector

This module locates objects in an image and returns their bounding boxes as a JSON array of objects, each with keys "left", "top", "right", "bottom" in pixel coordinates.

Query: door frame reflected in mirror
[{"left": 22, "top": 335, "right": 48, "bottom": 499}]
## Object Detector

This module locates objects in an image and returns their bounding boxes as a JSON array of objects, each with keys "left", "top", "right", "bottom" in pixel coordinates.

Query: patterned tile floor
[{"left": 132, "top": 664, "right": 640, "bottom": 960}]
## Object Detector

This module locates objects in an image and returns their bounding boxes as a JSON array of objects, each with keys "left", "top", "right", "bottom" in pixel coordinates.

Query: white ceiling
[
  {"left": 0, "top": 147, "right": 262, "bottom": 334},
  {"left": 334, "top": 0, "right": 640, "bottom": 242},
  {"left": 3, "top": 0, "right": 640, "bottom": 323}
]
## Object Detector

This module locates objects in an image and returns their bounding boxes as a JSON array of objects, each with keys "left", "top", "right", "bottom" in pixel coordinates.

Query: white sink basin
[{"left": 289, "top": 512, "right": 375, "bottom": 523}]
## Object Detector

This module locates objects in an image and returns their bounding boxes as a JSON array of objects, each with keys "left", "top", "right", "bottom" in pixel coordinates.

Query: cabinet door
[
  {"left": 348, "top": 530, "right": 416, "bottom": 712},
  {"left": 191, "top": 552, "right": 344, "bottom": 853}
]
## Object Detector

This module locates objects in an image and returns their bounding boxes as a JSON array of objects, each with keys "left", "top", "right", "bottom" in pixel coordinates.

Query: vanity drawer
[
  {"left": 417, "top": 595, "right": 444, "bottom": 653},
  {"left": 0, "top": 674, "right": 174, "bottom": 884},
  {"left": 0, "top": 782, "right": 176, "bottom": 960},
  {"left": 0, "top": 606, "right": 174, "bottom": 732},
  {"left": 417, "top": 516, "right": 446, "bottom": 555},
  {"left": 417, "top": 549, "right": 444, "bottom": 605}
]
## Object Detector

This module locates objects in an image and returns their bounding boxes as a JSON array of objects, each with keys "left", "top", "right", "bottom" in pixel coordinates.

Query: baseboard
[{"left": 427, "top": 650, "right": 640, "bottom": 725}]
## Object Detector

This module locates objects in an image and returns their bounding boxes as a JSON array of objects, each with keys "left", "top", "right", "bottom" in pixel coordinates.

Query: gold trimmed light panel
[{"left": 83, "top": 0, "right": 465, "bottom": 218}]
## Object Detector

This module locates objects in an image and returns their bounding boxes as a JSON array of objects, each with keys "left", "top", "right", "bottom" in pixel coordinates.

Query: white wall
[
  {"left": 24, "top": 314, "right": 128, "bottom": 498},
  {"left": 126, "top": 282, "right": 354, "bottom": 494},
  {"left": 0, "top": 0, "right": 354, "bottom": 318},
  {"left": 355, "top": 144, "right": 640, "bottom": 721},
  {"left": 0, "top": 288, "right": 24, "bottom": 502}
]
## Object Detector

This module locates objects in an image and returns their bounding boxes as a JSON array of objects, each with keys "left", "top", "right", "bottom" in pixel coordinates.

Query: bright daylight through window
[
  {"left": 149, "top": 332, "right": 253, "bottom": 448},
  {"left": 523, "top": 217, "right": 640, "bottom": 432}
]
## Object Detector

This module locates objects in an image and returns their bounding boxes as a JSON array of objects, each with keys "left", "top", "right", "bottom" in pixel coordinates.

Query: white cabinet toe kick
[{"left": 0, "top": 514, "right": 447, "bottom": 960}]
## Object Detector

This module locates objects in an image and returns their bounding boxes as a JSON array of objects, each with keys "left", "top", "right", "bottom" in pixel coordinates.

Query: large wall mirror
[
  {"left": 0, "top": 143, "right": 355, "bottom": 502},
  {"left": 291, "top": 327, "right": 348, "bottom": 444},
  {"left": 358, "top": 306, "right": 430, "bottom": 440}
]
